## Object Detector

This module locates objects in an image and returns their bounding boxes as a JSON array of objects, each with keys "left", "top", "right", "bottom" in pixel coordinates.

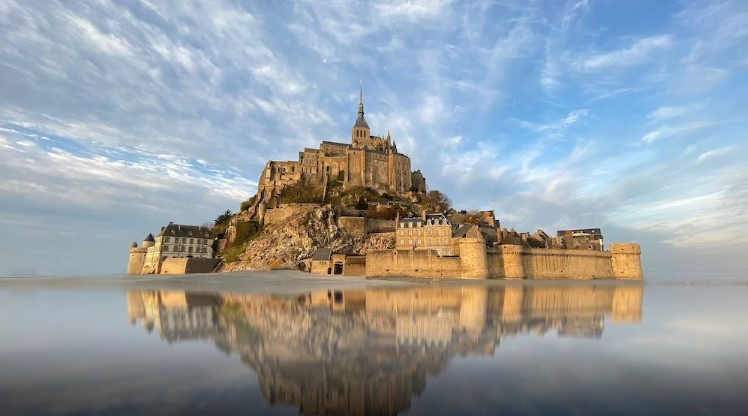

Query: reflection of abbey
[
  {"left": 127, "top": 284, "right": 643, "bottom": 415},
  {"left": 255, "top": 83, "right": 425, "bottom": 205}
]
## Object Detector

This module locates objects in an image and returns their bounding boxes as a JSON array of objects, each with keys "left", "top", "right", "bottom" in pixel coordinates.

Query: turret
[
  {"left": 459, "top": 225, "right": 488, "bottom": 279},
  {"left": 142, "top": 233, "right": 155, "bottom": 249}
]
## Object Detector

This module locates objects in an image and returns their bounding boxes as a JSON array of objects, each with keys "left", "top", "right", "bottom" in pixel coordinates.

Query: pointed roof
[
  {"left": 143, "top": 233, "right": 155, "bottom": 242},
  {"left": 354, "top": 80, "right": 369, "bottom": 129}
]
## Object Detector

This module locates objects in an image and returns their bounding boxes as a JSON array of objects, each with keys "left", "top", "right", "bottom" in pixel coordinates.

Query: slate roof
[
  {"left": 312, "top": 248, "right": 332, "bottom": 261},
  {"left": 143, "top": 233, "right": 155, "bottom": 242},
  {"left": 158, "top": 223, "right": 212, "bottom": 239},
  {"left": 452, "top": 224, "right": 473, "bottom": 238},
  {"left": 354, "top": 114, "right": 369, "bottom": 128}
]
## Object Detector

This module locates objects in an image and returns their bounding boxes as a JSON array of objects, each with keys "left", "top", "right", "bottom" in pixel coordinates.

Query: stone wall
[
  {"left": 366, "top": 243, "right": 641, "bottom": 280},
  {"left": 344, "top": 256, "right": 366, "bottom": 276},
  {"left": 610, "top": 243, "right": 643, "bottom": 280},
  {"left": 264, "top": 203, "right": 319, "bottom": 225},
  {"left": 519, "top": 247, "right": 614, "bottom": 279},
  {"left": 160, "top": 257, "right": 220, "bottom": 275},
  {"left": 366, "top": 218, "right": 396, "bottom": 233},
  {"left": 127, "top": 248, "right": 147, "bottom": 275},
  {"left": 366, "top": 249, "right": 462, "bottom": 278},
  {"left": 311, "top": 259, "right": 331, "bottom": 275},
  {"left": 338, "top": 217, "right": 366, "bottom": 238}
]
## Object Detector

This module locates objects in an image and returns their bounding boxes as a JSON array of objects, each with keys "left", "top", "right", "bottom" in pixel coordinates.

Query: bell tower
[{"left": 351, "top": 80, "right": 370, "bottom": 144}]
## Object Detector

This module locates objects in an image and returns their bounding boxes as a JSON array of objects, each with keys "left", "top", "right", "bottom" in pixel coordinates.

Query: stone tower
[
  {"left": 459, "top": 226, "right": 489, "bottom": 279},
  {"left": 127, "top": 233, "right": 153, "bottom": 275},
  {"left": 351, "top": 80, "right": 370, "bottom": 141}
]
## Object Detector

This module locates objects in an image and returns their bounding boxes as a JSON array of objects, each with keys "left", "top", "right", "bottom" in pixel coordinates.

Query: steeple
[
  {"left": 358, "top": 80, "right": 364, "bottom": 117},
  {"left": 353, "top": 80, "right": 369, "bottom": 129}
]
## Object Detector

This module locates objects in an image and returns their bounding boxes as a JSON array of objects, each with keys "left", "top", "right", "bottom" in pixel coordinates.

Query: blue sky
[{"left": 1, "top": 0, "right": 746, "bottom": 277}]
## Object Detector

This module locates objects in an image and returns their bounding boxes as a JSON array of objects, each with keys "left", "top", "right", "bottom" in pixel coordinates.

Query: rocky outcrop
[{"left": 221, "top": 207, "right": 395, "bottom": 272}]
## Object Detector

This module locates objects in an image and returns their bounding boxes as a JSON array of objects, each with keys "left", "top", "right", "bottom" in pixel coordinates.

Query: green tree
[
  {"left": 215, "top": 209, "right": 232, "bottom": 225},
  {"left": 423, "top": 190, "right": 451, "bottom": 212}
]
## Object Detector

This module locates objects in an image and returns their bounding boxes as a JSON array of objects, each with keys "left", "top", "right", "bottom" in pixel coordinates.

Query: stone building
[
  {"left": 127, "top": 222, "right": 215, "bottom": 275},
  {"left": 396, "top": 212, "right": 455, "bottom": 255},
  {"left": 255, "top": 84, "right": 425, "bottom": 204}
]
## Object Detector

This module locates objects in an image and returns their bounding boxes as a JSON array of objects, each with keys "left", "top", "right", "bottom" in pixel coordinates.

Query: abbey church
[{"left": 255, "top": 84, "right": 426, "bottom": 203}]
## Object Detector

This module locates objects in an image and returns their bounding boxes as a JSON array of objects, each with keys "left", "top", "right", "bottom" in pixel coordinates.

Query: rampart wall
[
  {"left": 338, "top": 217, "right": 396, "bottom": 238},
  {"left": 263, "top": 203, "right": 319, "bottom": 224},
  {"left": 366, "top": 249, "right": 462, "bottom": 278},
  {"left": 160, "top": 258, "right": 220, "bottom": 275},
  {"left": 365, "top": 243, "right": 642, "bottom": 280}
]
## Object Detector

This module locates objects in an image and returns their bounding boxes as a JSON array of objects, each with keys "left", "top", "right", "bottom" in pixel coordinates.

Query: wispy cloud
[{"left": 580, "top": 35, "right": 672, "bottom": 70}]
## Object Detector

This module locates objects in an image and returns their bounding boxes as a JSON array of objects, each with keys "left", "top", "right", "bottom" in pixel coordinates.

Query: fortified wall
[
  {"left": 365, "top": 242, "right": 642, "bottom": 280},
  {"left": 338, "top": 216, "right": 395, "bottom": 238},
  {"left": 263, "top": 203, "right": 319, "bottom": 225}
]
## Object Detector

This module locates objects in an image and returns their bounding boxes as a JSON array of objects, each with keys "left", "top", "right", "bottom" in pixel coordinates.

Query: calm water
[{"left": 1, "top": 281, "right": 747, "bottom": 415}]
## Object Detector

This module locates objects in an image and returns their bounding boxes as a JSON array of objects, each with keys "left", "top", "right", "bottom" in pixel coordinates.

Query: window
[
  {"left": 400, "top": 239, "right": 404, "bottom": 244},
  {"left": 408, "top": 230, "right": 412, "bottom": 236},
  {"left": 418, "top": 239, "right": 422, "bottom": 245},
  {"left": 417, "top": 230, "right": 422, "bottom": 236},
  {"left": 444, "top": 237, "right": 448, "bottom": 244},
  {"left": 409, "top": 239, "right": 413, "bottom": 245},
  {"left": 164, "top": 245, "right": 170, "bottom": 252},
  {"left": 400, "top": 230, "right": 404, "bottom": 236},
  {"left": 428, "top": 238, "right": 432, "bottom": 245},
  {"left": 165, "top": 237, "right": 170, "bottom": 243},
  {"left": 188, "top": 246, "right": 193, "bottom": 253}
]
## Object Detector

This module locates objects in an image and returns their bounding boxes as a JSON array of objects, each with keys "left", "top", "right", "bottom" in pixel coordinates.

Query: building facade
[
  {"left": 129, "top": 222, "right": 214, "bottom": 275},
  {"left": 255, "top": 84, "right": 424, "bottom": 203},
  {"left": 396, "top": 213, "right": 455, "bottom": 255}
]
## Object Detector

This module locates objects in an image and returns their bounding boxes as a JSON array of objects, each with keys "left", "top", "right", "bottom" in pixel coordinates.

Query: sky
[{"left": 0, "top": 0, "right": 746, "bottom": 278}]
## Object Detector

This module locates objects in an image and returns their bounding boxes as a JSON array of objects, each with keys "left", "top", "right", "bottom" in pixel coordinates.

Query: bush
[
  {"left": 240, "top": 195, "right": 257, "bottom": 212},
  {"left": 277, "top": 179, "right": 322, "bottom": 204},
  {"left": 234, "top": 221, "right": 261, "bottom": 246},
  {"left": 222, "top": 244, "right": 245, "bottom": 263}
]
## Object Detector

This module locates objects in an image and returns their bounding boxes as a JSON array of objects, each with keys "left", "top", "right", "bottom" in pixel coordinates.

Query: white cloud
[
  {"left": 640, "top": 121, "right": 714, "bottom": 144},
  {"left": 580, "top": 35, "right": 672, "bottom": 70},
  {"left": 696, "top": 146, "right": 734, "bottom": 164}
]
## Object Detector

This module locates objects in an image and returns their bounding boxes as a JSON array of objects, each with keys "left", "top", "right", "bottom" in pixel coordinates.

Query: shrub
[
  {"left": 277, "top": 179, "right": 322, "bottom": 204},
  {"left": 234, "top": 221, "right": 261, "bottom": 246},
  {"left": 240, "top": 195, "right": 257, "bottom": 212},
  {"left": 223, "top": 243, "right": 245, "bottom": 263}
]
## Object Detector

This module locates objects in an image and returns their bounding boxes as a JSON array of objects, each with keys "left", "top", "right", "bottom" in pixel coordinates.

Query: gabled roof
[
  {"left": 452, "top": 224, "right": 473, "bottom": 238},
  {"left": 312, "top": 248, "right": 332, "bottom": 261},
  {"left": 158, "top": 223, "right": 212, "bottom": 239}
]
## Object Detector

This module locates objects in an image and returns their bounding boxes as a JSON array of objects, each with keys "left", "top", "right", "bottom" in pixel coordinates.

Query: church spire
[
  {"left": 358, "top": 80, "right": 364, "bottom": 117},
  {"left": 353, "top": 80, "right": 369, "bottom": 130}
]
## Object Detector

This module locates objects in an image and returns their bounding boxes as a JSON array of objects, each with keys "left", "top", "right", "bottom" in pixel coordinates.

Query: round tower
[
  {"left": 458, "top": 225, "right": 488, "bottom": 279},
  {"left": 142, "top": 233, "right": 155, "bottom": 249},
  {"left": 498, "top": 244, "right": 525, "bottom": 279},
  {"left": 127, "top": 242, "right": 147, "bottom": 275}
]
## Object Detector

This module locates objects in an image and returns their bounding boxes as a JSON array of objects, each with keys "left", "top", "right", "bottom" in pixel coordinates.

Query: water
[{"left": 1, "top": 278, "right": 747, "bottom": 415}]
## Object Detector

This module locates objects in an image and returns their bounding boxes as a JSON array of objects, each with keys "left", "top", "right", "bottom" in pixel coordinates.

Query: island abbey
[
  {"left": 127, "top": 84, "right": 643, "bottom": 280},
  {"left": 255, "top": 83, "right": 425, "bottom": 203}
]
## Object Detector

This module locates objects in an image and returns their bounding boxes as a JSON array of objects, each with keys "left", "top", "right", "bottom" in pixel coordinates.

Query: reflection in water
[{"left": 127, "top": 284, "right": 642, "bottom": 415}]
